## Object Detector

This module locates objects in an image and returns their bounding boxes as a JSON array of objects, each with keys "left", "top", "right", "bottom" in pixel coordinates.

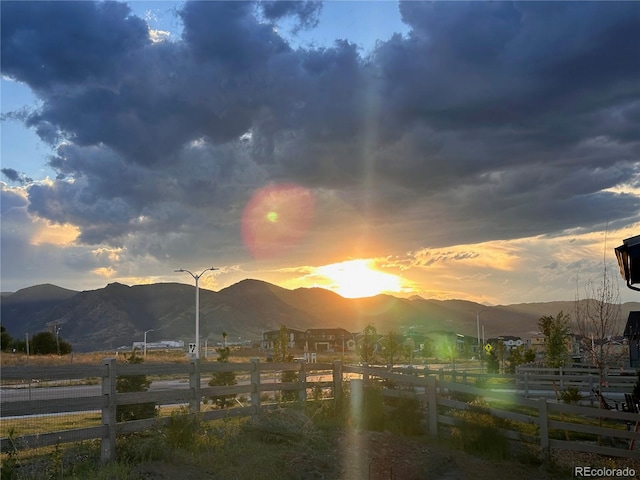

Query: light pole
[
  {"left": 472, "top": 309, "right": 488, "bottom": 374},
  {"left": 175, "top": 267, "right": 218, "bottom": 359},
  {"left": 144, "top": 329, "right": 154, "bottom": 358}
]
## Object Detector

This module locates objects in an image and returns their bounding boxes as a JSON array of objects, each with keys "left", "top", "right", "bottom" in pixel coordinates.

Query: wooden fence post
[
  {"left": 538, "top": 397, "right": 549, "bottom": 463},
  {"left": 350, "top": 378, "right": 364, "bottom": 428},
  {"left": 333, "top": 360, "right": 343, "bottom": 407},
  {"left": 524, "top": 372, "right": 529, "bottom": 397},
  {"left": 251, "top": 358, "right": 261, "bottom": 418},
  {"left": 101, "top": 358, "right": 117, "bottom": 463},
  {"left": 427, "top": 375, "right": 438, "bottom": 438},
  {"left": 189, "top": 358, "right": 200, "bottom": 413},
  {"left": 298, "top": 360, "right": 307, "bottom": 402}
]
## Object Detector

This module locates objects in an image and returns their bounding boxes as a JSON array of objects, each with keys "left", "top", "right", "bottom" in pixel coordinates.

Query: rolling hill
[{"left": 1, "top": 279, "right": 638, "bottom": 352}]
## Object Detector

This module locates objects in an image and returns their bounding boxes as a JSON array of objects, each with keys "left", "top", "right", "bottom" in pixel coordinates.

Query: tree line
[{"left": 0, "top": 326, "right": 72, "bottom": 355}]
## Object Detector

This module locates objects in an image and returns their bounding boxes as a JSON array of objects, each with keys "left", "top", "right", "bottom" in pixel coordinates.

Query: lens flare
[{"left": 241, "top": 183, "right": 315, "bottom": 259}]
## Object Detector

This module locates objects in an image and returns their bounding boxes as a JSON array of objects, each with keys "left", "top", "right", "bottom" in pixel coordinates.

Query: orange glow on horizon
[{"left": 310, "top": 259, "right": 405, "bottom": 298}]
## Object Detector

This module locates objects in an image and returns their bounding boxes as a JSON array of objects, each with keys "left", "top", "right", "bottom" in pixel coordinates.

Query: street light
[
  {"left": 472, "top": 309, "right": 489, "bottom": 374},
  {"left": 143, "top": 329, "right": 154, "bottom": 358},
  {"left": 175, "top": 267, "right": 218, "bottom": 359},
  {"left": 615, "top": 235, "right": 640, "bottom": 292}
]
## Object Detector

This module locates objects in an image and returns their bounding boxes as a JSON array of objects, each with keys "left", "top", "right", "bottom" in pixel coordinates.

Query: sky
[{"left": 1, "top": 0, "right": 639, "bottom": 305}]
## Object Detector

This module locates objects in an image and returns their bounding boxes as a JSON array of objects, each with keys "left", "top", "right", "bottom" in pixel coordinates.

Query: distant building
[
  {"left": 304, "top": 328, "right": 354, "bottom": 353},
  {"left": 130, "top": 340, "right": 185, "bottom": 350},
  {"left": 260, "top": 327, "right": 355, "bottom": 353},
  {"left": 487, "top": 336, "right": 524, "bottom": 351},
  {"left": 260, "top": 328, "right": 305, "bottom": 351}
]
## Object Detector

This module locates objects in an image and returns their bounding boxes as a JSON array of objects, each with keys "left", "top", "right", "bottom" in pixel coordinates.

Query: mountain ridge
[{"left": 1, "top": 280, "right": 637, "bottom": 352}]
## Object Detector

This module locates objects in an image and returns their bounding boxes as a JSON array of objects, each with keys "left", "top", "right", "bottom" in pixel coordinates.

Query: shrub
[
  {"left": 388, "top": 396, "right": 424, "bottom": 435},
  {"left": 165, "top": 407, "right": 201, "bottom": 450},
  {"left": 360, "top": 386, "right": 386, "bottom": 431},
  {"left": 560, "top": 386, "right": 582, "bottom": 404},
  {"left": 280, "top": 367, "right": 298, "bottom": 402},
  {"left": 116, "top": 349, "right": 157, "bottom": 422},
  {"left": 450, "top": 401, "right": 511, "bottom": 460},
  {"left": 208, "top": 346, "right": 237, "bottom": 408}
]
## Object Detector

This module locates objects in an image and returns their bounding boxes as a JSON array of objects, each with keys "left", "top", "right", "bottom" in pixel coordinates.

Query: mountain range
[{"left": 1, "top": 279, "right": 638, "bottom": 352}]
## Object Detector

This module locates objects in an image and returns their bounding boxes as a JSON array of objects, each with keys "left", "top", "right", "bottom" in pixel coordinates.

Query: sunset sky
[{"left": 1, "top": 1, "right": 639, "bottom": 305}]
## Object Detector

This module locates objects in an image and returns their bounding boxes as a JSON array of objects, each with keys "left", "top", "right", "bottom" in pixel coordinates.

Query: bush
[
  {"left": 359, "top": 386, "right": 386, "bottom": 431},
  {"left": 450, "top": 401, "right": 512, "bottom": 460},
  {"left": 280, "top": 368, "right": 298, "bottom": 402},
  {"left": 561, "top": 386, "right": 582, "bottom": 404},
  {"left": 116, "top": 350, "right": 157, "bottom": 422},
  {"left": 165, "top": 407, "right": 201, "bottom": 450},
  {"left": 208, "top": 346, "right": 237, "bottom": 408},
  {"left": 388, "top": 397, "right": 424, "bottom": 435}
]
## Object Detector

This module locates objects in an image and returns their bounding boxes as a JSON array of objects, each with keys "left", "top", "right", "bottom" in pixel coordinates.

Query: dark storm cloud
[
  {"left": 1, "top": 168, "right": 32, "bottom": 185},
  {"left": 0, "top": 1, "right": 149, "bottom": 90},
  {"left": 260, "top": 0, "right": 322, "bottom": 33},
  {"left": 1, "top": 0, "right": 638, "bottom": 256},
  {"left": 26, "top": 141, "right": 264, "bottom": 247}
]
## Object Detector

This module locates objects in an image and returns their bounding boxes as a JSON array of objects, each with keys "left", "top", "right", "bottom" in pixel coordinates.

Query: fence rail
[{"left": 1, "top": 360, "right": 639, "bottom": 463}]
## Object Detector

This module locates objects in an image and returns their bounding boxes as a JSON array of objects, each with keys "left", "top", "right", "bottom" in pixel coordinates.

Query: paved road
[{"left": 0, "top": 379, "right": 200, "bottom": 403}]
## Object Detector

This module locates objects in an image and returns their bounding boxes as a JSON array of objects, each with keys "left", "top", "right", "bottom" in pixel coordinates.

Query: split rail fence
[{"left": 1, "top": 360, "right": 639, "bottom": 463}]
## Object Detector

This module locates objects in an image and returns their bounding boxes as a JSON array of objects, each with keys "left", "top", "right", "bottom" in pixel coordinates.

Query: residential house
[
  {"left": 260, "top": 328, "right": 306, "bottom": 351},
  {"left": 303, "top": 328, "right": 354, "bottom": 353},
  {"left": 260, "top": 327, "right": 355, "bottom": 353},
  {"left": 487, "top": 336, "right": 524, "bottom": 351}
]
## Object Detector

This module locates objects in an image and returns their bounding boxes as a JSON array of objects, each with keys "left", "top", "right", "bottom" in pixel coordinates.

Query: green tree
[
  {"left": 273, "top": 326, "right": 297, "bottom": 401},
  {"left": 273, "top": 325, "right": 290, "bottom": 362},
  {"left": 208, "top": 340, "right": 237, "bottom": 408},
  {"left": 538, "top": 311, "right": 570, "bottom": 368},
  {"left": 1, "top": 326, "right": 13, "bottom": 352},
  {"left": 359, "top": 324, "right": 378, "bottom": 364},
  {"left": 116, "top": 349, "right": 156, "bottom": 421},
  {"left": 381, "top": 330, "right": 403, "bottom": 366},
  {"left": 539, "top": 311, "right": 570, "bottom": 403},
  {"left": 506, "top": 346, "right": 536, "bottom": 374},
  {"left": 30, "top": 331, "right": 72, "bottom": 355},
  {"left": 494, "top": 340, "right": 507, "bottom": 374},
  {"left": 486, "top": 351, "right": 499, "bottom": 374}
]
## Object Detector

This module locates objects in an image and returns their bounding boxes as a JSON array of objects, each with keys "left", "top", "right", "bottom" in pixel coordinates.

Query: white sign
[{"left": 188, "top": 343, "right": 196, "bottom": 354}]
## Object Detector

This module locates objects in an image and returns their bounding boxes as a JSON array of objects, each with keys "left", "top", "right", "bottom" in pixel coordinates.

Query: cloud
[
  {"left": 0, "top": 1, "right": 149, "bottom": 90},
  {"left": 1, "top": 1, "right": 639, "bottom": 301},
  {"left": 1, "top": 168, "right": 33, "bottom": 185}
]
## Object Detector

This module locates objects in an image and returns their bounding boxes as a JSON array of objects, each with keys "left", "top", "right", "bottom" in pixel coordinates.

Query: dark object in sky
[{"left": 615, "top": 235, "right": 640, "bottom": 291}]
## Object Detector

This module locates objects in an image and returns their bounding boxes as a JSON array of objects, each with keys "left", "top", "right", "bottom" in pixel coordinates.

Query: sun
[{"left": 314, "top": 259, "right": 403, "bottom": 298}]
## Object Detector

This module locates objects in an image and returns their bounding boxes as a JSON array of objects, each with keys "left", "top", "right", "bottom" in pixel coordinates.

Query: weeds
[{"left": 450, "top": 399, "right": 512, "bottom": 460}]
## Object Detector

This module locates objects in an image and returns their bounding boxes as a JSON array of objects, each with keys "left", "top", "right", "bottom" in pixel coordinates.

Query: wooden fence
[{"left": 1, "top": 360, "right": 639, "bottom": 463}]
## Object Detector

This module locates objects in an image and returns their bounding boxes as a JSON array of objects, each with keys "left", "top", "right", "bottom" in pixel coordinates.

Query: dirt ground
[{"left": 135, "top": 429, "right": 637, "bottom": 480}]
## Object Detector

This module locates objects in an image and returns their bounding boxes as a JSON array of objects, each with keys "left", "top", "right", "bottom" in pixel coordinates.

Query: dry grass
[
  {"left": 1, "top": 412, "right": 103, "bottom": 439},
  {"left": 0, "top": 347, "right": 319, "bottom": 368}
]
